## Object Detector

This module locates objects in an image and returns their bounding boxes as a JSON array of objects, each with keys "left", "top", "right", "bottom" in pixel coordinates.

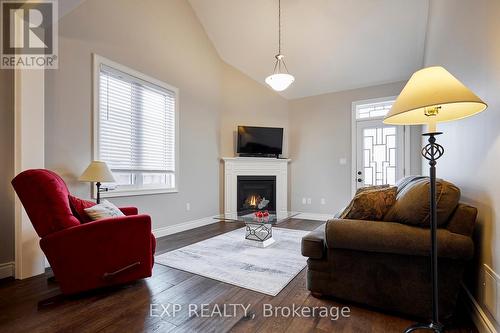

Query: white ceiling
[{"left": 189, "top": 0, "right": 429, "bottom": 99}]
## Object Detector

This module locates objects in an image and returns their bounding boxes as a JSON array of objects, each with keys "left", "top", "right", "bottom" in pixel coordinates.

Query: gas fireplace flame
[{"left": 249, "top": 195, "right": 257, "bottom": 207}]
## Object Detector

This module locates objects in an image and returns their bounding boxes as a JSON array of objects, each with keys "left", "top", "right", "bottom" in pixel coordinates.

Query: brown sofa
[{"left": 301, "top": 176, "right": 477, "bottom": 320}]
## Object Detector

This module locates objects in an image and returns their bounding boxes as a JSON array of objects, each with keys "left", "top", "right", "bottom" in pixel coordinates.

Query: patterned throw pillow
[
  {"left": 339, "top": 186, "right": 397, "bottom": 221},
  {"left": 84, "top": 200, "right": 125, "bottom": 221}
]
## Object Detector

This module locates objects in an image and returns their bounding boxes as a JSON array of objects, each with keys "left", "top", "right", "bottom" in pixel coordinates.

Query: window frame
[{"left": 92, "top": 54, "right": 180, "bottom": 198}]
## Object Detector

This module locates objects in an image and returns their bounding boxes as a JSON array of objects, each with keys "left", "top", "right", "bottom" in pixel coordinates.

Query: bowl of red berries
[{"left": 254, "top": 210, "right": 269, "bottom": 218}]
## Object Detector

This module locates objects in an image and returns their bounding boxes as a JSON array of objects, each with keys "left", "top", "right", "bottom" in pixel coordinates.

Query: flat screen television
[{"left": 237, "top": 126, "right": 283, "bottom": 157}]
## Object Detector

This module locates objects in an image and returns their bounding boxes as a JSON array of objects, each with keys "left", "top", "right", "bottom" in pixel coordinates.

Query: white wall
[
  {"left": 288, "top": 82, "right": 422, "bottom": 214},
  {"left": 424, "top": 0, "right": 500, "bottom": 329}
]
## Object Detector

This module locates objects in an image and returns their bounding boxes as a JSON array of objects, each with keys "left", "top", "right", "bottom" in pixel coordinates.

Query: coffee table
[{"left": 214, "top": 211, "right": 299, "bottom": 248}]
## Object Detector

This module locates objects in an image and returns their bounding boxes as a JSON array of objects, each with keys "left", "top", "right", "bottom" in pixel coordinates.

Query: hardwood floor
[{"left": 0, "top": 219, "right": 477, "bottom": 333}]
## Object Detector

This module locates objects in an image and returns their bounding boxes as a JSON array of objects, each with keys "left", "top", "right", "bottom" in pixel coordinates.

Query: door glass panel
[
  {"left": 362, "top": 126, "right": 398, "bottom": 186},
  {"left": 356, "top": 100, "right": 394, "bottom": 119}
]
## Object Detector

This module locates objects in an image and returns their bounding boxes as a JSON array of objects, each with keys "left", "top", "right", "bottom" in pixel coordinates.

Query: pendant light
[{"left": 265, "top": 0, "right": 295, "bottom": 91}]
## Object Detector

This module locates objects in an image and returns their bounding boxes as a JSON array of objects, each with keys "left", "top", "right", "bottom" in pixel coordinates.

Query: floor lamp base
[{"left": 404, "top": 321, "right": 444, "bottom": 333}]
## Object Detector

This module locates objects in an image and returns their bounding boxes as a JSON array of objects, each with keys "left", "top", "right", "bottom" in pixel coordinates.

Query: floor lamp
[{"left": 383, "top": 66, "right": 487, "bottom": 332}]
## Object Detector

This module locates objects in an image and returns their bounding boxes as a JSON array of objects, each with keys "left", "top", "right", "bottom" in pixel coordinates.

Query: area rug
[{"left": 155, "top": 227, "right": 310, "bottom": 296}]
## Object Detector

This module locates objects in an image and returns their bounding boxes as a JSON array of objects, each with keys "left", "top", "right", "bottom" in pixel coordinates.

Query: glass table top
[{"left": 213, "top": 211, "right": 299, "bottom": 224}]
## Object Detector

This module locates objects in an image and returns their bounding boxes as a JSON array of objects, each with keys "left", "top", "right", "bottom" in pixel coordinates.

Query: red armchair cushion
[{"left": 68, "top": 195, "right": 96, "bottom": 223}]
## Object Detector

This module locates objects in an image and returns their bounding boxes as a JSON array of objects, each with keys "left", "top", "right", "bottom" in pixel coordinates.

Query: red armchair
[{"left": 11, "top": 169, "right": 156, "bottom": 295}]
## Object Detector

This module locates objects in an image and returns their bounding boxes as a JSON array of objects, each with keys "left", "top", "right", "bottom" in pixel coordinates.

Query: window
[
  {"left": 93, "top": 55, "right": 179, "bottom": 196},
  {"left": 355, "top": 99, "right": 394, "bottom": 120}
]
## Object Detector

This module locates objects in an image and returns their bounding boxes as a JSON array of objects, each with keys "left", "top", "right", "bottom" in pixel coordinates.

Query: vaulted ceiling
[{"left": 189, "top": 0, "right": 429, "bottom": 99}]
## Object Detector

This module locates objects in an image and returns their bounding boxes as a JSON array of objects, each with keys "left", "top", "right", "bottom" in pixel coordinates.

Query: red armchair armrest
[
  {"left": 40, "top": 214, "right": 154, "bottom": 294},
  {"left": 119, "top": 206, "right": 138, "bottom": 216}
]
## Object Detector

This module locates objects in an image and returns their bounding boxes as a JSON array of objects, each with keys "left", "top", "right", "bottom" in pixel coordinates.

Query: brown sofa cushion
[
  {"left": 383, "top": 177, "right": 460, "bottom": 227},
  {"left": 339, "top": 186, "right": 397, "bottom": 221}
]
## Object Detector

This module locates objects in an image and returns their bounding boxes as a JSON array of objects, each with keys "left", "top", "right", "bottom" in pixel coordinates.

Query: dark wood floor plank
[
  {"left": 253, "top": 269, "right": 312, "bottom": 333},
  {"left": 173, "top": 286, "right": 265, "bottom": 333},
  {"left": 0, "top": 219, "right": 478, "bottom": 333},
  {"left": 155, "top": 221, "right": 244, "bottom": 255}
]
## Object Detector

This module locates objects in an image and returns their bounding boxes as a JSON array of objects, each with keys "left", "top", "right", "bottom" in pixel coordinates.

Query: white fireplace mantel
[{"left": 222, "top": 157, "right": 291, "bottom": 214}]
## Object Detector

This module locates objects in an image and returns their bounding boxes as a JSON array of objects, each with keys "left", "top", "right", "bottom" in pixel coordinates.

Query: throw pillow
[
  {"left": 68, "top": 195, "right": 96, "bottom": 223},
  {"left": 84, "top": 200, "right": 125, "bottom": 221},
  {"left": 334, "top": 185, "right": 390, "bottom": 218},
  {"left": 339, "top": 186, "right": 397, "bottom": 221},
  {"left": 383, "top": 177, "right": 460, "bottom": 227},
  {"left": 355, "top": 184, "right": 390, "bottom": 195}
]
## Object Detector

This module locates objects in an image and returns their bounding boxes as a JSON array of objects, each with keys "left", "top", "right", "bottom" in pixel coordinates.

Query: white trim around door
[{"left": 351, "top": 97, "right": 411, "bottom": 196}]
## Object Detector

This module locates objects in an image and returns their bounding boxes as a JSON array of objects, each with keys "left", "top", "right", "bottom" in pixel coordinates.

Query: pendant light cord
[{"left": 278, "top": 0, "right": 281, "bottom": 55}]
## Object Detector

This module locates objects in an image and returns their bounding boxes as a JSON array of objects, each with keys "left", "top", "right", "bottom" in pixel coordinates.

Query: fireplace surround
[{"left": 222, "top": 157, "right": 290, "bottom": 214}]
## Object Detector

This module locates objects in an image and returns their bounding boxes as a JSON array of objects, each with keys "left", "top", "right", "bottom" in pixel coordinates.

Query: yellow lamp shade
[
  {"left": 384, "top": 66, "right": 487, "bottom": 128},
  {"left": 79, "top": 161, "right": 116, "bottom": 183}
]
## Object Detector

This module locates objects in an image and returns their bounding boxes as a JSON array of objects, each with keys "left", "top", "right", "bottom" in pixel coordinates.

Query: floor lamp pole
[
  {"left": 96, "top": 182, "right": 101, "bottom": 204},
  {"left": 405, "top": 132, "right": 444, "bottom": 333}
]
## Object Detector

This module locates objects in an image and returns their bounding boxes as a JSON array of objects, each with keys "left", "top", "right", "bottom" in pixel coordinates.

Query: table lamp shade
[
  {"left": 79, "top": 161, "right": 116, "bottom": 183},
  {"left": 384, "top": 66, "right": 487, "bottom": 129}
]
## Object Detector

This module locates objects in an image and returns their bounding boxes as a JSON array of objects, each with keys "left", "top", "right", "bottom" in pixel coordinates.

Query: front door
[{"left": 353, "top": 98, "right": 406, "bottom": 192}]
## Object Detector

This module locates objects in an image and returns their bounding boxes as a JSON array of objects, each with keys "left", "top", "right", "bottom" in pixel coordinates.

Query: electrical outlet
[
  {"left": 302, "top": 197, "right": 306, "bottom": 204},
  {"left": 307, "top": 198, "right": 312, "bottom": 205},
  {"left": 186, "top": 203, "right": 191, "bottom": 211},
  {"left": 321, "top": 198, "right": 326, "bottom": 205}
]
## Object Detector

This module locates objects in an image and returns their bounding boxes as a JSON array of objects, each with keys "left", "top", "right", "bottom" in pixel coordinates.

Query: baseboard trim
[
  {"left": 462, "top": 284, "right": 497, "bottom": 333},
  {"left": 153, "top": 215, "right": 219, "bottom": 238},
  {"left": 0, "top": 262, "right": 15, "bottom": 279},
  {"left": 293, "top": 212, "right": 335, "bottom": 222},
  {"left": 152, "top": 212, "right": 334, "bottom": 239}
]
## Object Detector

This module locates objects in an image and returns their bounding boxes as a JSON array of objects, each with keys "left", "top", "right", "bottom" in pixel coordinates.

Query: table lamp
[
  {"left": 79, "top": 161, "right": 116, "bottom": 203},
  {"left": 384, "top": 66, "right": 487, "bottom": 333}
]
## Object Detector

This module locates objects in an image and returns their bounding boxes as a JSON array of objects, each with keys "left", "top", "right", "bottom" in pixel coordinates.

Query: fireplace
[{"left": 237, "top": 176, "right": 276, "bottom": 213}]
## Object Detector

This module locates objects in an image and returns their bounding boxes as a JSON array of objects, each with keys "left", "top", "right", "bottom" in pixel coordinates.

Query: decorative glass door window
[
  {"left": 362, "top": 126, "right": 397, "bottom": 186},
  {"left": 353, "top": 98, "right": 405, "bottom": 191}
]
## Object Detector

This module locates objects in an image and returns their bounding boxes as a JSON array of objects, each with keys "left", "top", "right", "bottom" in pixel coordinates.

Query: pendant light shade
[
  {"left": 265, "top": 0, "right": 294, "bottom": 91},
  {"left": 265, "top": 55, "right": 295, "bottom": 91},
  {"left": 265, "top": 73, "right": 295, "bottom": 91}
]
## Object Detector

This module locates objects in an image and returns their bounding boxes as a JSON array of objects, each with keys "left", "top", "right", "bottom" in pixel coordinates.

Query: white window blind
[{"left": 97, "top": 62, "right": 177, "bottom": 193}]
